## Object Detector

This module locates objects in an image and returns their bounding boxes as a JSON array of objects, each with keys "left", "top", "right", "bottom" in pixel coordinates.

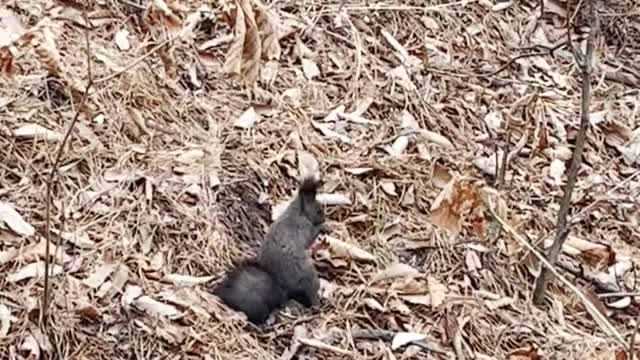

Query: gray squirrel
[{"left": 214, "top": 176, "right": 325, "bottom": 324}]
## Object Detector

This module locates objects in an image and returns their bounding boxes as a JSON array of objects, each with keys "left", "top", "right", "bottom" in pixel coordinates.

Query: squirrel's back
[{"left": 256, "top": 175, "right": 325, "bottom": 309}]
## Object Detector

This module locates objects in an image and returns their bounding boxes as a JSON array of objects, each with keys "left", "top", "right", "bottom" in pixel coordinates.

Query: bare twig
[
  {"left": 481, "top": 40, "right": 568, "bottom": 78},
  {"left": 497, "top": 125, "right": 511, "bottom": 189},
  {"left": 521, "top": 170, "right": 639, "bottom": 253},
  {"left": 566, "top": 0, "right": 587, "bottom": 67},
  {"left": 532, "top": 0, "right": 598, "bottom": 306},
  {"left": 94, "top": 34, "right": 180, "bottom": 84},
  {"left": 41, "top": 11, "right": 94, "bottom": 328},
  {"left": 630, "top": 313, "right": 639, "bottom": 360},
  {"left": 486, "top": 198, "right": 626, "bottom": 346}
]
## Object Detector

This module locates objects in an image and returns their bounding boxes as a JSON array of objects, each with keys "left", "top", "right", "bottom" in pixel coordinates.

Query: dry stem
[
  {"left": 532, "top": 0, "right": 598, "bottom": 306},
  {"left": 487, "top": 198, "right": 625, "bottom": 346},
  {"left": 41, "top": 10, "right": 94, "bottom": 328}
]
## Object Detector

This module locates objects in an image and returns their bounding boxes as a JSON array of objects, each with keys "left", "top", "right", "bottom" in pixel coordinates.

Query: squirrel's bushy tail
[{"left": 214, "top": 259, "right": 288, "bottom": 325}]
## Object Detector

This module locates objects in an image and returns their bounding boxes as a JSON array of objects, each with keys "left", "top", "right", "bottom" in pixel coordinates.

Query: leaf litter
[{"left": 0, "top": 0, "right": 639, "bottom": 358}]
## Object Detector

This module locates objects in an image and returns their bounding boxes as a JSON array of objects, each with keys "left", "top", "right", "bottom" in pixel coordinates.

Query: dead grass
[{"left": 1, "top": 0, "right": 640, "bottom": 359}]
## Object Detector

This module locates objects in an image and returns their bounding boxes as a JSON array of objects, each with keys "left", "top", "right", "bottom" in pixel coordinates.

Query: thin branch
[
  {"left": 94, "top": 33, "right": 180, "bottom": 84},
  {"left": 41, "top": 10, "right": 94, "bottom": 329},
  {"left": 497, "top": 126, "right": 511, "bottom": 189},
  {"left": 486, "top": 198, "right": 626, "bottom": 346},
  {"left": 630, "top": 312, "right": 640, "bottom": 360},
  {"left": 532, "top": 0, "right": 598, "bottom": 306},
  {"left": 567, "top": 0, "right": 587, "bottom": 67},
  {"left": 481, "top": 40, "right": 568, "bottom": 78},
  {"left": 519, "top": 170, "right": 639, "bottom": 255}
]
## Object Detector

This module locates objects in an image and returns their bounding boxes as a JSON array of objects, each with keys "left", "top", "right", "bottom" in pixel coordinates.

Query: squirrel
[{"left": 214, "top": 176, "right": 325, "bottom": 325}]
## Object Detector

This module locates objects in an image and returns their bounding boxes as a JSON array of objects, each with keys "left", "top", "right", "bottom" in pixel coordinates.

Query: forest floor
[{"left": 1, "top": 0, "right": 640, "bottom": 359}]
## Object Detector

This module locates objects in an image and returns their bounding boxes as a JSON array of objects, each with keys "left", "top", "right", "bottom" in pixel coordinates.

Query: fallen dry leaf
[
  {"left": 122, "top": 285, "right": 143, "bottom": 308},
  {"left": 429, "top": 175, "right": 487, "bottom": 236},
  {"left": 317, "top": 235, "right": 376, "bottom": 264},
  {"left": 473, "top": 154, "right": 500, "bottom": 177},
  {"left": 549, "top": 158, "right": 565, "bottom": 185},
  {"left": 0, "top": 304, "right": 11, "bottom": 337},
  {"left": 465, "top": 250, "right": 482, "bottom": 273},
  {"left": 341, "top": 111, "right": 378, "bottom": 125},
  {"left": 492, "top": 1, "right": 514, "bottom": 11},
  {"left": 432, "top": 163, "right": 452, "bottom": 188},
  {"left": 176, "top": 149, "right": 205, "bottom": 164},
  {"left": 83, "top": 263, "right": 117, "bottom": 289},
  {"left": 381, "top": 29, "right": 421, "bottom": 68},
  {"left": 133, "top": 295, "right": 182, "bottom": 319},
  {"left": 428, "top": 276, "right": 447, "bottom": 308},
  {"left": 301, "top": 58, "right": 320, "bottom": 80},
  {"left": 223, "top": 0, "right": 261, "bottom": 84},
  {"left": 0, "top": 248, "right": 17, "bottom": 265},
  {"left": 298, "top": 338, "right": 351, "bottom": 356},
  {"left": 164, "top": 273, "right": 215, "bottom": 286},
  {"left": 391, "top": 332, "right": 427, "bottom": 350},
  {"left": 16, "top": 237, "right": 68, "bottom": 264},
  {"left": 0, "top": 9, "right": 26, "bottom": 47},
  {"left": 20, "top": 333, "right": 40, "bottom": 359},
  {"left": 371, "top": 263, "right": 420, "bottom": 284},
  {"left": 562, "top": 236, "right": 616, "bottom": 268},
  {"left": 0, "top": 47, "right": 16, "bottom": 77},
  {"left": 390, "top": 66, "right": 416, "bottom": 91},
  {"left": 617, "top": 130, "right": 640, "bottom": 165},
  {"left": 60, "top": 230, "right": 95, "bottom": 249},
  {"left": 145, "top": 0, "right": 183, "bottom": 30},
  {"left": 345, "top": 167, "right": 373, "bottom": 175},
  {"left": 234, "top": 106, "right": 259, "bottom": 129},
  {"left": 509, "top": 345, "right": 542, "bottom": 360},
  {"left": 483, "top": 111, "right": 503, "bottom": 130},
  {"left": 401, "top": 294, "right": 431, "bottom": 306},
  {"left": 485, "top": 297, "right": 515, "bottom": 310},
  {"left": 110, "top": 264, "right": 130, "bottom": 295},
  {"left": 316, "top": 193, "right": 351, "bottom": 206},
  {"left": 362, "top": 298, "right": 386, "bottom": 312},
  {"left": 253, "top": 2, "right": 280, "bottom": 60},
  {"left": 606, "top": 297, "right": 631, "bottom": 309},
  {"left": 0, "top": 201, "right": 35, "bottom": 236},
  {"left": 311, "top": 120, "right": 352, "bottom": 143},
  {"left": 389, "top": 276, "right": 427, "bottom": 296},
  {"left": 7, "top": 262, "right": 63, "bottom": 283},
  {"left": 400, "top": 110, "right": 420, "bottom": 130},
  {"left": 76, "top": 306, "right": 101, "bottom": 322},
  {"left": 324, "top": 105, "right": 345, "bottom": 122},
  {"left": 114, "top": 29, "right": 130, "bottom": 51},
  {"left": 381, "top": 182, "right": 397, "bottom": 196},
  {"left": 401, "top": 185, "right": 416, "bottom": 206},
  {"left": 418, "top": 129, "right": 454, "bottom": 149},
  {"left": 389, "top": 297, "right": 411, "bottom": 315},
  {"left": 386, "top": 136, "right": 409, "bottom": 156}
]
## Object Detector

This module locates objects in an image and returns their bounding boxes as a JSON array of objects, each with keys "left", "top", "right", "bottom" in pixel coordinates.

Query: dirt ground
[{"left": 1, "top": 0, "right": 639, "bottom": 359}]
